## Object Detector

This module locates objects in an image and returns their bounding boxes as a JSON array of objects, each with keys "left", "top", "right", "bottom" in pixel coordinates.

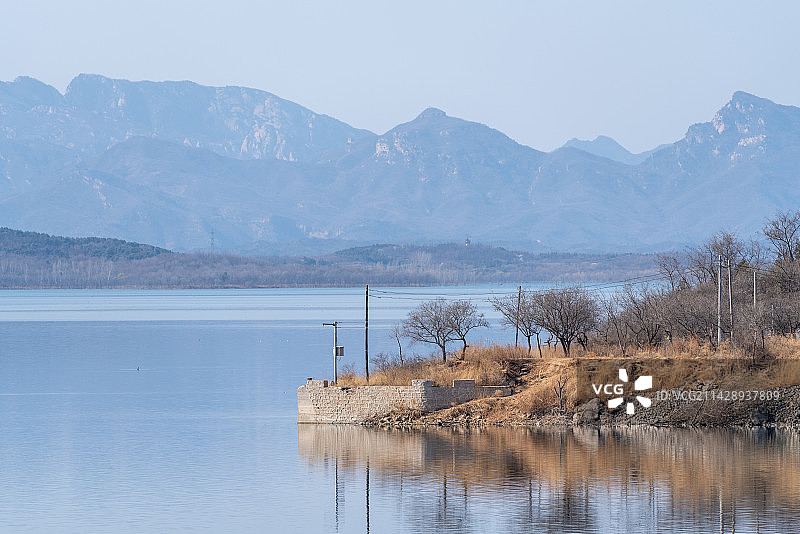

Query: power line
[{"left": 367, "top": 273, "right": 672, "bottom": 302}]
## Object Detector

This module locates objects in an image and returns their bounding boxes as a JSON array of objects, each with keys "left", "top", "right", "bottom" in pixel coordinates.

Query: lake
[{"left": 1, "top": 288, "right": 798, "bottom": 533}]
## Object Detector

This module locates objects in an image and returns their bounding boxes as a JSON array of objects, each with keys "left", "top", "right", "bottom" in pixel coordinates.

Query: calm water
[{"left": 1, "top": 288, "right": 798, "bottom": 533}]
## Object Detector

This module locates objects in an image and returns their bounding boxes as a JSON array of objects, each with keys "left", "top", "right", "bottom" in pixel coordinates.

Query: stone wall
[{"left": 297, "top": 378, "right": 512, "bottom": 423}]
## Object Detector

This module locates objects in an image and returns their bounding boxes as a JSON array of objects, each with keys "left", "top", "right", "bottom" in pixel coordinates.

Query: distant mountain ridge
[
  {"left": 1, "top": 76, "right": 799, "bottom": 253},
  {"left": 562, "top": 135, "right": 669, "bottom": 165},
  {"left": 0, "top": 74, "right": 371, "bottom": 161}
]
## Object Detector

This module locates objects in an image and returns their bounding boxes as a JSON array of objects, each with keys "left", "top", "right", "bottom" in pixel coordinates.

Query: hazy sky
[{"left": 1, "top": 1, "right": 798, "bottom": 152}]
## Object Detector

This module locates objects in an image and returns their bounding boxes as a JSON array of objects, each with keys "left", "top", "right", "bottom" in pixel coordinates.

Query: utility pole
[
  {"left": 323, "top": 321, "right": 339, "bottom": 383},
  {"left": 365, "top": 460, "right": 370, "bottom": 534},
  {"left": 753, "top": 269, "right": 757, "bottom": 308},
  {"left": 727, "top": 259, "right": 733, "bottom": 345},
  {"left": 515, "top": 285, "right": 522, "bottom": 348},
  {"left": 365, "top": 285, "right": 369, "bottom": 384},
  {"left": 717, "top": 255, "right": 722, "bottom": 346}
]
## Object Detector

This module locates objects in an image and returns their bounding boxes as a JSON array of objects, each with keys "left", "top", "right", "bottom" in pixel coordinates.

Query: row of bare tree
[
  {"left": 400, "top": 211, "right": 800, "bottom": 360},
  {"left": 641, "top": 210, "right": 800, "bottom": 356},
  {"left": 400, "top": 287, "right": 598, "bottom": 360},
  {"left": 401, "top": 299, "right": 489, "bottom": 361}
]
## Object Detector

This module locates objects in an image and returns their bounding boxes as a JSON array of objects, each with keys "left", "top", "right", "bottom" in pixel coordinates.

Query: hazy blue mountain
[
  {"left": 633, "top": 91, "right": 800, "bottom": 243},
  {"left": 1, "top": 77, "right": 800, "bottom": 253},
  {"left": 325, "top": 107, "right": 547, "bottom": 243},
  {"left": 562, "top": 135, "right": 669, "bottom": 165},
  {"left": 1, "top": 74, "right": 371, "bottom": 161}
]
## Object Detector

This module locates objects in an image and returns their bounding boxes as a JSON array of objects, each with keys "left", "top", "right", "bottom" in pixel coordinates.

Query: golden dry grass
[
  {"left": 513, "top": 358, "right": 577, "bottom": 414},
  {"left": 337, "top": 341, "right": 566, "bottom": 387},
  {"left": 764, "top": 335, "right": 800, "bottom": 359},
  {"left": 337, "top": 344, "right": 509, "bottom": 387},
  {"left": 337, "top": 336, "right": 800, "bottom": 416}
]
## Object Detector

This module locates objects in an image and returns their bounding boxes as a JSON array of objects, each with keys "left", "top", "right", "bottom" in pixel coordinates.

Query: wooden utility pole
[
  {"left": 515, "top": 285, "right": 522, "bottom": 348},
  {"left": 323, "top": 321, "right": 339, "bottom": 383},
  {"left": 365, "top": 285, "right": 369, "bottom": 384},
  {"left": 727, "top": 259, "right": 734, "bottom": 345},
  {"left": 365, "top": 460, "right": 370, "bottom": 534},
  {"left": 717, "top": 255, "right": 722, "bottom": 345}
]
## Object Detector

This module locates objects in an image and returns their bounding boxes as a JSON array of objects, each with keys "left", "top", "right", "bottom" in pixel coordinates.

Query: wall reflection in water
[{"left": 298, "top": 425, "right": 800, "bottom": 533}]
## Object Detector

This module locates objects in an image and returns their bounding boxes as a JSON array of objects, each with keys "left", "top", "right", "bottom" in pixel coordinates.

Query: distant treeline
[
  {"left": 0, "top": 228, "right": 656, "bottom": 288},
  {"left": 329, "top": 243, "right": 655, "bottom": 284}
]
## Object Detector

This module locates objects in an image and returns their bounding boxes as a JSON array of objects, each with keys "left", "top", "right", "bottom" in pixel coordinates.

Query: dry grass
[
  {"left": 337, "top": 344, "right": 510, "bottom": 387},
  {"left": 513, "top": 357, "right": 577, "bottom": 414},
  {"left": 764, "top": 335, "right": 800, "bottom": 359},
  {"left": 592, "top": 336, "right": 800, "bottom": 361},
  {"left": 337, "top": 336, "right": 800, "bottom": 416},
  {"left": 337, "top": 342, "right": 567, "bottom": 387}
]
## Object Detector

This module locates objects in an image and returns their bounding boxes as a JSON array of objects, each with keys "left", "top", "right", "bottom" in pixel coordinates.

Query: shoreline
[
  {"left": 330, "top": 347, "right": 800, "bottom": 430},
  {"left": 363, "top": 383, "right": 800, "bottom": 430},
  {"left": 307, "top": 340, "right": 800, "bottom": 430}
]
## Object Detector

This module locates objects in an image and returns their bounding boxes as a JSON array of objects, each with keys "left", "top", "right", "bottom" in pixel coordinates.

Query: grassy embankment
[{"left": 337, "top": 337, "right": 800, "bottom": 425}]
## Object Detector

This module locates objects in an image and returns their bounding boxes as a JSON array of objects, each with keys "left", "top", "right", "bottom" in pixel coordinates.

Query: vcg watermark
[{"left": 592, "top": 368, "right": 653, "bottom": 415}]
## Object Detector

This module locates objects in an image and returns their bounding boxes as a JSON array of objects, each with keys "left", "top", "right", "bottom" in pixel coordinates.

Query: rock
[
  {"left": 750, "top": 408, "right": 771, "bottom": 426},
  {"left": 574, "top": 398, "right": 601, "bottom": 425}
]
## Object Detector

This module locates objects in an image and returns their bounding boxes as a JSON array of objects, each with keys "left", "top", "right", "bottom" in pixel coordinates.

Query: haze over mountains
[
  {"left": 561, "top": 136, "right": 669, "bottom": 166},
  {"left": 1, "top": 74, "right": 798, "bottom": 254}
]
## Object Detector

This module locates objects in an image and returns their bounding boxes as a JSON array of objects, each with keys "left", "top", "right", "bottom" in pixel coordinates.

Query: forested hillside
[
  {"left": 0, "top": 227, "right": 169, "bottom": 260},
  {"left": 0, "top": 228, "right": 655, "bottom": 288}
]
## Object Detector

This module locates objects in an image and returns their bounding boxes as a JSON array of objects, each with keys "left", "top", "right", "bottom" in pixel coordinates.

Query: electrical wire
[
  {"left": 367, "top": 273, "right": 671, "bottom": 302},
  {"left": 365, "top": 260, "right": 795, "bottom": 305}
]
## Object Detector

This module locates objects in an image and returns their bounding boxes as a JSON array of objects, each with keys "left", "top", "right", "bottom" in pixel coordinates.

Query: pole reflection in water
[
  {"left": 299, "top": 425, "right": 800, "bottom": 534},
  {"left": 335, "top": 457, "right": 340, "bottom": 532}
]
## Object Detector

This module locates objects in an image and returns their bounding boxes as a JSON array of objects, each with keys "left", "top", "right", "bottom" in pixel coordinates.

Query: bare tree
[
  {"left": 532, "top": 287, "right": 598, "bottom": 357},
  {"left": 763, "top": 210, "right": 800, "bottom": 293},
  {"left": 685, "top": 230, "right": 762, "bottom": 287},
  {"left": 618, "top": 284, "right": 665, "bottom": 348},
  {"left": 770, "top": 295, "right": 800, "bottom": 336},
  {"left": 655, "top": 252, "right": 686, "bottom": 291},
  {"left": 491, "top": 290, "right": 544, "bottom": 357},
  {"left": 739, "top": 303, "right": 769, "bottom": 361},
  {"left": 391, "top": 323, "right": 405, "bottom": 365},
  {"left": 402, "top": 298, "right": 457, "bottom": 362},
  {"left": 554, "top": 375, "right": 568, "bottom": 414},
  {"left": 598, "top": 294, "right": 629, "bottom": 353},
  {"left": 446, "top": 300, "right": 488, "bottom": 359},
  {"left": 659, "top": 286, "right": 715, "bottom": 343},
  {"left": 764, "top": 209, "right": 800, "bottom": 263}
]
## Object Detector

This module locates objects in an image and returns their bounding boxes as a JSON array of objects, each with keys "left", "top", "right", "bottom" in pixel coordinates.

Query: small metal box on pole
[{"left": 334, "top": 346, "right": 344, "bottom": 383}]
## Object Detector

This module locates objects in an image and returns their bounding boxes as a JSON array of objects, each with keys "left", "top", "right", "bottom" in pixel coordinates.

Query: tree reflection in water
[{"left": 298, "top": 425, "right": 800, "bottom": 533}]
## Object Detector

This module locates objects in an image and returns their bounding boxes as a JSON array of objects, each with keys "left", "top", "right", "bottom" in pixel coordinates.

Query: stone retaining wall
[{"left": 297, "top": 378, "right": 512, "bottom": 423}]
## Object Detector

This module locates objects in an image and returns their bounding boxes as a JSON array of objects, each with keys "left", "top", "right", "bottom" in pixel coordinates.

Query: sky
[{"left": 1, "top": 0, "right": 798, "bottom": 153}]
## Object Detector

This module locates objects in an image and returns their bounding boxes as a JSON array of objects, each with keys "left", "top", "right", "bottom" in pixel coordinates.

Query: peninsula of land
[{"left": 324, "top": 341, "right": 800, "bottom": 429}]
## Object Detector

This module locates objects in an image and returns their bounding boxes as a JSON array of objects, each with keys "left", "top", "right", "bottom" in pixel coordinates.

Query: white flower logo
[{"left": 607, "top": 368, "right": 653, "bottom": 414}]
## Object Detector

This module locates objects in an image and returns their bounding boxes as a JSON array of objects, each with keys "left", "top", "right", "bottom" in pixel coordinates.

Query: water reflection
[{"left": 298, "top": 425, "right": 800, "bottom": 533}]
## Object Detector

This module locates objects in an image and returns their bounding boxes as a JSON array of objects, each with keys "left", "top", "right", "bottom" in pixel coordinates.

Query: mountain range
[
  {"left": 1, "top": 74, "right": 798, "bottom": 253},
  {"left": 561, "top": 136, "right": 669, "bottom": 166}
]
